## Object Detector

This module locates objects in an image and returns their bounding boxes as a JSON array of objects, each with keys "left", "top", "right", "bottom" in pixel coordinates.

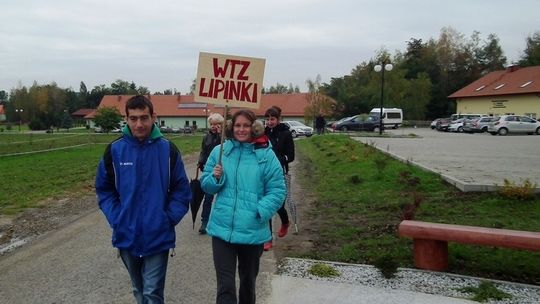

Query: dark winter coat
[
  {"left": 265, "top": 123, "right": 295, "bottom": 173},
  {"left": 198, "top": 131, "right": 221, "bottom": 169}
]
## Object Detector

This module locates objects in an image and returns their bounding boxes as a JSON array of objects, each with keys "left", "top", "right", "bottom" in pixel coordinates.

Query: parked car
[
  {"left": 333, "top": 115, "right": 382, "bottom": 132},
  {"left": 330, "top": 117, "right": 351, "bottom": 130},
  {"left": 435, "top": 118, "right": 452, "bottom": 131},
  {"left": 182, "top": 126, "right": 193, "bottom": 134},
  {"left": 160, "top": 126, "right": 172, "bottom": 133},
  {"left": 463, "top": 116, "right": 494, "bottom": 133},
  {"left": 430, "top": 118, "right": 443, "bottom": 129},
  {"left": 94, "top": 126, "right": 103, "bottom": 133},
  {"left": 282, "top": 120, "right": 313, "bottom": 137},
  {"left": 488, "top": 115, "right": 540, "bottom": 135},
  {"left": 447, "top": 118, "right": 466, "bottom": 132}
]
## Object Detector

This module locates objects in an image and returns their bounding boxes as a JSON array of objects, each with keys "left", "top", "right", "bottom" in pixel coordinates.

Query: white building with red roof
[{"left": 91, "top": 93, "right": 316, "bottom": 130}]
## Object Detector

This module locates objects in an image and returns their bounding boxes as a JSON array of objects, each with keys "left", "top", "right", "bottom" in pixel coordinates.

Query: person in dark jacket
[
  {"left": 201, "top": 109, "right": 286, "bottom": 304},
  {"left": 315, "top": 113, "right": 326, "bottom": 135},
  {"left": 263, "top": 106, "right": 295, "bottom": 251},
  {"left": 95, "top": 95, "right": 191, "bottom": 304},
  {"left": 197, "top": 112, "right": 224, "bottom": 234}
]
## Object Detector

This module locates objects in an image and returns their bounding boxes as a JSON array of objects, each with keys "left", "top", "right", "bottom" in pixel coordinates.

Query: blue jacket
[
  {"left": 95, "top": 126, "right": 191, "bottom": 257},
  {"left": 201, "top": 139, "right": 286, "bottom": 245}
]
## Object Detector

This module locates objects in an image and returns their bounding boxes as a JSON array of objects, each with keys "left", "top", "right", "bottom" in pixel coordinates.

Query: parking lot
[{"left": 353, "top": 128, "right": 540, "bottom": 192}]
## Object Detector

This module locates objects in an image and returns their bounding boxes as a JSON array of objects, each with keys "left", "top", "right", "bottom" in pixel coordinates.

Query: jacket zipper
[{"left": 229, "top": 144, "right": 242, "bottom": 241}]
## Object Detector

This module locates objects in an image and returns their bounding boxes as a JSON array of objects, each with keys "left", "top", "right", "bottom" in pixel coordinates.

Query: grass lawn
[
  {"left": 0, "top": 133, "right": 202, "bottom": 215},
  {"left": 295, "top": 135, "right": 540, "bottom": 285}
]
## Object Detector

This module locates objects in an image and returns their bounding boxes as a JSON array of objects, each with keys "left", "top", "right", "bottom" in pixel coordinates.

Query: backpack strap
[
  {"left": 103, "top": 143, "right": 116, "bottom": 188},
  {"left": 168, "top": 141, "right": 180, "bottom": 192}
]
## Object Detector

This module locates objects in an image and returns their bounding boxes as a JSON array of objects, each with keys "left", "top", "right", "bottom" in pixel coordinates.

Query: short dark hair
[
  {"left": 125, "top": 95, "right": 154, "bottom": 116},
  {"left": 264, "top": 106, "right": 282, "bottom": 118}
]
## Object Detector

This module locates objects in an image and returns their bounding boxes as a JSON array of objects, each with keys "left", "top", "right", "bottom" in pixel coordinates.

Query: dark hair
[
  {"left": 264, "top": 106, "right": 282, "bottom": 118},
  {"left": 125, "top": 95, "right": 154, "bottom": 116},
  {"left": 232, "top": 109, "right": 257, "bottom": 125}
]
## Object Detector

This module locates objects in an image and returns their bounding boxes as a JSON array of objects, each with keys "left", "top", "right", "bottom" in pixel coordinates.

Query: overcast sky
[{"left": 1, "top": 0, "right": 538, "bottom": 94}]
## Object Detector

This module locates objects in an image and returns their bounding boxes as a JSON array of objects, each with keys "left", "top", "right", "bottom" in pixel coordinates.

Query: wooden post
[
  {"left": 218, "top": 103, "right": 228, "bottom": 165},
  {"left": 413, "top": 239, "right": 448, "bottom": 271}
]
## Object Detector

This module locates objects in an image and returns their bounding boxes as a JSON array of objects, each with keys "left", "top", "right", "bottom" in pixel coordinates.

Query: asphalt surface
[
  {"left": 0, "top": 158, "right": 276, "bottom": 304},
  {"left": 353, "top": 127, "right": 540, "bottom": 192}
]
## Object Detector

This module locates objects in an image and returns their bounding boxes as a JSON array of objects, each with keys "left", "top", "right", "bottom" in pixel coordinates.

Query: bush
[
  {"left": 308, "top": 263, "right": 340, "bottom": 278},
  {"left": 498, "top": 179, "right": 537, "bottom": 201}
]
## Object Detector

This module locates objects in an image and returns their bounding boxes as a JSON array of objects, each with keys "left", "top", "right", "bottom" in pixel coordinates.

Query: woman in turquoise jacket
[{"left": 201, "top": 109, "right": 286, "bottom": 304}]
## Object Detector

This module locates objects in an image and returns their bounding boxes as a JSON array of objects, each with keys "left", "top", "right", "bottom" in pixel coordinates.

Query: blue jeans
[
  {"left": 119, "top": 250, "right": 169, "bottom": 304},
  {"left": 201, "top": 193, "right": 214, "bottom": 223}
]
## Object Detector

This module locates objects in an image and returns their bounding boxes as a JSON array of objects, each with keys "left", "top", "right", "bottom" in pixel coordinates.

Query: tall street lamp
[
  {"left": 15, "top": 108, "right": 23, "bottom": 132},
  {"left": 373, "top": 62, "right": 393, "bottom": 135},
  {"left": 203, "top": 106, "right": 210, "bottom": 130}
]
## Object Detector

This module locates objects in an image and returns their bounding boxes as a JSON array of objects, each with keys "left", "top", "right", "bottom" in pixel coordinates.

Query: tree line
[
  {"left": 1, "top": 28, "right": 539, "bottom": 128},
  {"left": 0, "top": 80, "right": 176, "bottom": 130},
  {"left": 321, "top": 28, "right": 540, "bottom": 120}
]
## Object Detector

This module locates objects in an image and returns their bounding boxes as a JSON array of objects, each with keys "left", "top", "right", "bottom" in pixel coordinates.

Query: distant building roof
[
  {"left": 448, "top": 65, "right": 540, "bottom": 99},
  {"left": 95, "top": 93, "right": 313, "bottom": 118},
  {"left": 71, "top": 108, "right": 95, "bottom": 117}
]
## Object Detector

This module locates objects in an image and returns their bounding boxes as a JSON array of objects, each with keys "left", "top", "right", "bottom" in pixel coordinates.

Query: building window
[
  {"left": 520, "top": 81, "right": 533, "bottom": 88},
  {"left": 475, "top": 85, "right": 486, "bottom": 91},
  {"left": 185, "top": 120, "right": 189, "bottom": 127}
]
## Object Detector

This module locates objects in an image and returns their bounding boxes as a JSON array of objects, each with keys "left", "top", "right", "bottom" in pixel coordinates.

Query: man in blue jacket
[{"left": 95, "top": 95, "right": 191, "bottom": 304}]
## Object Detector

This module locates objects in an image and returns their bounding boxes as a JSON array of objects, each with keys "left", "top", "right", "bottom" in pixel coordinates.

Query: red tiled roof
[
  {"left": 0, "top": 105, "right": 4, "bottom": 115},
  {"left": 97, "top": 93, "right": 312, "bottom": 117},
  {"left": 448, "top": 66, "right": 540, "bottom": 98},
  {"left": 71, "top": 108, "right": 95, "bottom": 117}
]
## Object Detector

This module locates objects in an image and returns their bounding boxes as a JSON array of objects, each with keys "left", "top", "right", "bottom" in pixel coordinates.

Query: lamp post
[
  {"left": 203, "top": 107, "right": 210, "bottom": 130},
  {"left": 15, "top": 108, "right": 23, "bottom": 132},
  {"left": 373, "top": 61, "right": 393, "bottom": 135}
]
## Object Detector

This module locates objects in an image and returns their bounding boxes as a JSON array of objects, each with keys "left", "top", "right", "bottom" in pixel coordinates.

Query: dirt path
[{"left": 0, "top": 147, "right": 316, "bottom": 303}]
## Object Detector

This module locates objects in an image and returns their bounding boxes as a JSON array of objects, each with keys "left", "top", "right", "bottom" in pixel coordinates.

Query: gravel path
[{"left": 278, "top": 258, "right": 540, "bottom": 304}]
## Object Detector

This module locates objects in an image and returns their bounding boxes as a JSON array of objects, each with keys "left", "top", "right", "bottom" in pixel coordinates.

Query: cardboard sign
[{"left": 195, "top": 52, "right": 265, "bottom": 109}]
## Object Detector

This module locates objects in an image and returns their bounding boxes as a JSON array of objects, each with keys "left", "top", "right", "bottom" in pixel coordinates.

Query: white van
[
  {"left": 369, "top": 108, "right": 403, "bottom": 129},
  {"left": 450, "top": 113, "right": 487, "bottom": 121}
]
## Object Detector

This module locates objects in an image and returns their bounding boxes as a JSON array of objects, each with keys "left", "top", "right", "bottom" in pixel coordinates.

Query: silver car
[
  {"left": 463, "top": 116, "right": 494, "bottom": 133},
  {"left": 283, "top": 120, "right": 313, "bottom": 137},
  {"left": 488, "top": 115, "right": 540, "bottom": 135}
]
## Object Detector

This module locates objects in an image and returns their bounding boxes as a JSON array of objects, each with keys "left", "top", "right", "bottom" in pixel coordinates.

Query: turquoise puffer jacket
[{"left": 201, "top": 139, "right": 286, "bottom": 245}]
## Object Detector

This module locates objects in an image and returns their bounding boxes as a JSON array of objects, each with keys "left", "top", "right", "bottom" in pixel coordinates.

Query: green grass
[
  {"left": 458, "top": 281, "right": 512, "bottom": 302},
  {"left": 295, "top": 135, "right": 540, "bottom": 285},
  {"left": 0, "top": 133, "right": 202, "bottom": 215}
]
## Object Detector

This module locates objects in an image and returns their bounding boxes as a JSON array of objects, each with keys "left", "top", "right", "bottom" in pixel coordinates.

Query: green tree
[
  {"left": 93, "top": 106, "right": 122, "bottom": 133},
  {"left": 79, "top": 81, "right": 89, "bottom": 108},
  {"left": 61, "top": 111, "right": 73, "bottom": 130},
  {"left": 519, "top": 31, "right": 540, "bottom": 67},
  {"left": 478, "top": 34, "right": 507, "bottom": 73},
  {"left": 0, "top": 90, "right": 8, "bottom": 102},
  {"left": 304, "top": 75, "right": 336, "bottom": 125}
]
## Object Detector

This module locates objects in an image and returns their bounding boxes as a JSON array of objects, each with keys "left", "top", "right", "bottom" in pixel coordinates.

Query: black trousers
[{"left": 212, "top": 237, "right": 264, "bottom": 304}]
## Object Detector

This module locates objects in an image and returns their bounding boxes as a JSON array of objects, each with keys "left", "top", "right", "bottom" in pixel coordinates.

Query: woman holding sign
[{"left": 201, "top": 109, "right": 286, "bottom": 304}]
